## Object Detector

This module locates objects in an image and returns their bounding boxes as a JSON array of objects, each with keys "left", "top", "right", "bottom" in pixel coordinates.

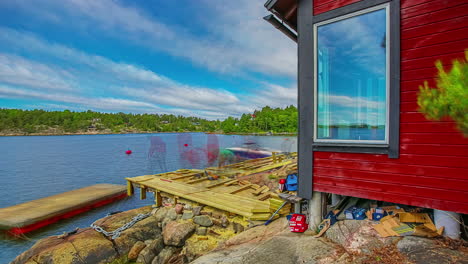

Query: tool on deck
[
  {"left": 265, "top": 193, "right": 303, "bottom": 225},
  {"left": 265, "top": 201, "right": 288, "bottom": 225}
]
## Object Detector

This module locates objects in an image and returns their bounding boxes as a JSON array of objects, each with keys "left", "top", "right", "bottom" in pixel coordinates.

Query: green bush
[{"left": 417, "top": 50, "right": 468, "bottom": 136}]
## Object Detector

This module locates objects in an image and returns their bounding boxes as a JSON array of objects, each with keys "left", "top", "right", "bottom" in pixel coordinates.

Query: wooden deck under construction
[
  {"left": 126, "top": 154, "right": 297, "bottom": 220},
  {"left": 0, "top": 184, "right": 127, "bottom": 235}
]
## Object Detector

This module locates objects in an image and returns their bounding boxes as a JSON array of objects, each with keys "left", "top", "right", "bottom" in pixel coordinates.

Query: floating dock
[
  {"left": 0, "top": 184, "right": 127, "bottom": 235},
  {"left": 126, "top": 154, "right": 297, "bottom": 220}
]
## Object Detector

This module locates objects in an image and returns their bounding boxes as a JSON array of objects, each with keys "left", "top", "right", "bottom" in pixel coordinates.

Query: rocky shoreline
[
  {"left": 11, "top": 205, "right": 468, "bottom": 264},
  {"left": 11, "top": 204, "right": 249, "bottom": 264}
]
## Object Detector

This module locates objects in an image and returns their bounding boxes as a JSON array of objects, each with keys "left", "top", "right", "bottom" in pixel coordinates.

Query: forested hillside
[{"left": 0, "top": 106, "right": 297, "bottom": 135}]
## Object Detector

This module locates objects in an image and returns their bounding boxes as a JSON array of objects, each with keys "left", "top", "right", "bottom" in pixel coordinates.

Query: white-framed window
[{"left": 313, "top": 4, "right": 390, "bottom": 144}]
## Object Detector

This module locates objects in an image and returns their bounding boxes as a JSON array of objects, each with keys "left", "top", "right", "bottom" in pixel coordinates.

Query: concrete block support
[{"left": 308, "top": 191, "right": 323, "bottom": 230}]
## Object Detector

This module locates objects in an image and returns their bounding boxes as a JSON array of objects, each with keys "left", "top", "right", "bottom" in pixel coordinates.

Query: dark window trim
[
  {"left": 296, "top": 0, "right": 400, "bottom": 199},
  {"left": 297, "top": 0, "right": 314, "bottom": 199},
  {"left": 310, "top": 0, "right": 400, "bottom": 158}
]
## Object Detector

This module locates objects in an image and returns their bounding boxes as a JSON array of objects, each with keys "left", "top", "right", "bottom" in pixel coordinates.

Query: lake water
[{"left": 0, "top": 133, "right": 296, "bottom": 262}]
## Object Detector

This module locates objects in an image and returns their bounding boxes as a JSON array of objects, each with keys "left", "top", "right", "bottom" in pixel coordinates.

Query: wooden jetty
[
  {"left": 126, "top": 154, "right": 297, "bottom": 221},
  {"left": 0, "top": 184, "right": 127, "bottom": 235}
]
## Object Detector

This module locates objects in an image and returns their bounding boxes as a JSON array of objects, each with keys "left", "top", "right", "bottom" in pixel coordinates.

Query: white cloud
[
  {"left": 247, "top": 83, "right": 297, "bottom": 109},
  {"left": 0, "top": 1, "right": 300, "bottom": 119},
  {"left": 0, "top": 53, "right": 74, "bottom": 91},
  {"left": 0, "top": 85, "right": 160, "bottom": 112},
  {"left": 2, "top": 0, "right": 297, "bottom": 78},
  {"left": 326, "top": 94, "right": 385, "bottom": 109},
  {"left": 0, "top": 29, "right": 267, "bottom": 118}
]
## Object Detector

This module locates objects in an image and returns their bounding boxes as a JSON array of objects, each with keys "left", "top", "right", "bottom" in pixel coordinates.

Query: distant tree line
[{"left": 0, "top": 106, "right": 298, "bottom": 135}]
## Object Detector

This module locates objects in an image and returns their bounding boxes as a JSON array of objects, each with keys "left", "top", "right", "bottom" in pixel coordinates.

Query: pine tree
[{"left": 418, "top": 50, "right": 468, "bottom": 135}]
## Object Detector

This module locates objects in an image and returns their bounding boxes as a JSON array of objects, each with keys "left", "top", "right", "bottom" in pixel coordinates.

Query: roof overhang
[{"left": 264, "top": 0, "right": 297, "bottom": 33}]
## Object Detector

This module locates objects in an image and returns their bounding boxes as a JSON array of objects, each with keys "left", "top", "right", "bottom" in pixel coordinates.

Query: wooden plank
[
  {"left": 399, "top": 144, "right": 468, "bottom": 156},
  {"left": 314, "top": 152, "right": 468, "bottom": 169},
  {"left": 400, "top": 132, "right": 468, "bottom": 145},
  {"left": 313, "top": 176, "right": 468, "bottom": 203},
  {"left": 401, "top": 39, "right": 468, "bottom": 61},
  {"left": 313, "top": 0, "right": 360, "bottom": 15},
  {"left": 239, "top": 160, "right": 293, "bottom": 176},
  {"left": 400, "top": 122, "right": 460, "bottom": 134},
  {"left": 223, "top": 180, "right": 238, "bottom": 186},
  {"left": 402, "top": 27, "right": 468, "bottom": 51},
  {"left": 402, "top": 4, "right": 468, "bottom": 29},
  {"left": 249, "top": 213, "right": 277, "bottom": 221},
  {"left": 401, "top": 0, "right": 465, "bottom": 19},
  {"left": 229, "top": 184, "right": 253, "bottom": 194},
  {"left": 315, "top": 158, "right": 468, "bottom": 180},
  {"left": 402, "top": 16, "right": 468, "bottom": 40},
  {"left": 401, "top": 0, "right": 433, "bottom": 9},
  {"left": 253, "top": 186, "right": 269, "bottom": 196},
  {"left": 258, "top": 193, "right": 271, "bottom": 201},
  {"left": 314, "top": 167, "right": 468, "bottom": 193},
  {"left": 402, "top": 52, "right": 464, "bottom": 72},
  {"left": 206, "top": 179, "right": 233, "bottom": 189},
  {"left": 171, "top": 174, "right": 198, "bottom": 180},
  {"left": 186, "top": 178, "right": 209, "bottom": 184},
  {"left": 314, "top": 183, "right": 468, "bottom": 215},
  {"left": 132, "top": 179, "right": 269, "bottom": 210}
]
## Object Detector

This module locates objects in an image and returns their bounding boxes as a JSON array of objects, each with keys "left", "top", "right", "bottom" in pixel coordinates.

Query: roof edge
[{"left": 264, "top": 0, "right": 279, "bottom": 10}]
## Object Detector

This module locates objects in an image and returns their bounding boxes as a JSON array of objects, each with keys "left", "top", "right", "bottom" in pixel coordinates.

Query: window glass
[{"left": 316, "top": 8, "right": 387, "bottom": 142}]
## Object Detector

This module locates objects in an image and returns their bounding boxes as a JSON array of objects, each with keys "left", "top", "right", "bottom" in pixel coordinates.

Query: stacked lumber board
[
  {"left": 125, "top": 155, "right": 298, "bottom": 221},
  {"left": 126, "top": 177, "right": 274, "bottom": 220}
]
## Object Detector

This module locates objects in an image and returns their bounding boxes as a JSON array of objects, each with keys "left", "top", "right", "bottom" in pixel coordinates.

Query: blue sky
[{"left": 0, "top": 0, "right": 297, "bottom": 119}]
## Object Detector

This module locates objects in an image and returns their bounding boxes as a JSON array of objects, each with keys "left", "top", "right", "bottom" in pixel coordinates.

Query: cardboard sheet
[{"left": 373, "top": 212, "right": 442, "bottom": 238}]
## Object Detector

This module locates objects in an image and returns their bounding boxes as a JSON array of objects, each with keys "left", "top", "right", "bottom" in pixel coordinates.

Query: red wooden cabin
[{"left": 264, "top": 0, "right": 468, "bottom": 214}]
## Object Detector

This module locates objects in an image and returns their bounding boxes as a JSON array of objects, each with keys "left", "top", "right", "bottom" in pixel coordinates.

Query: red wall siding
[{"left": 312, "top": 0, "right": 468, "bottom": 214}]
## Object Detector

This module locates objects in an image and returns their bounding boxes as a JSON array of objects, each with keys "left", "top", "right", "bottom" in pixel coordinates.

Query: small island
[{"left": 0, "top": 106, "right": 298, "bottom": 136}]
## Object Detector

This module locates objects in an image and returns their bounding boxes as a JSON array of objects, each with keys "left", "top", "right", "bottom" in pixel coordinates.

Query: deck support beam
[
  {"left": 154, "top": 190, "right": 162, "bottom": 207},
  {"left": 140, "top": 186, "right": 147, "bottom": 200},
  {"left": 127, "top": 181, "right": 134, "bottom": 196}
]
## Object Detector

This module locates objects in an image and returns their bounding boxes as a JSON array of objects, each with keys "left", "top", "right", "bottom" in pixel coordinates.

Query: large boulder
[
  {"left": 165, "top": 208, "right": 178, "bottom": 221},
  {"left": 223, "top": 218, "right": 289, "bottom": 247},
  {"left": 193, "top": 215, "right": 213, "bottom": 227},
  {"left": 192, "top": 231, "right": 341, "bottom": 264},
  {"left": 128, "top": 241, "right": 146, "bottom": 261},
  {"left": 182, "top": 211, "right": 194, "bottom": 220},
  {"left": 151, "top": 247, "right": 180, "bottom": 264},
  {"left": 154, "top": 207, "right": 170, "bottom": 223},
  {"left": 324, "top": 220, "right": 399, "bottom": 253},
  {"left": 397, "top": 236, "right": 468, "bottom": 264},
  {"left": 163, "top": 221, "right": 196, "bottom": 247},
  {"left": 136, "top": 235, "right": 165, "bottom": 264},
  {"left": 11, "top": 206, "right": 158, "bottom": 264},
  {"left": 11, "top": 228, "right": 118, "bottom": 264}
]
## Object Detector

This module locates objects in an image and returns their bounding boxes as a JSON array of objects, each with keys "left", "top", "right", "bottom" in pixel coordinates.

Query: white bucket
[{"left": 434, "top": 209, "right": 461, "bottom": 239}]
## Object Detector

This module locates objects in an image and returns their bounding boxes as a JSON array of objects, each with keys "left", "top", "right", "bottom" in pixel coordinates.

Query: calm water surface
[{"left": 0, "top": 133, "right": 296, "bottom": 262}]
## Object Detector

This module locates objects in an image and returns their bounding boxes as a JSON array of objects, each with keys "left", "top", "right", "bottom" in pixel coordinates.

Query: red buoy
[{"left": 125, "top": 150, "right": 132, "bottom": 155}]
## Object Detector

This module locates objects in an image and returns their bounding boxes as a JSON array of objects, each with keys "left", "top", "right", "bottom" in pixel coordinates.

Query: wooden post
[
  {"left": 155, "top": 190, "right": 162, "bottom": 207},
  {"left": 127, "top": 181, "right": 134, "bottom": 196},
  {"left": 140, "top": 186, "right": 147, "bottom": 200},
  {"left": 272, "top": 152, "right": 277, "bottom": 163}
]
